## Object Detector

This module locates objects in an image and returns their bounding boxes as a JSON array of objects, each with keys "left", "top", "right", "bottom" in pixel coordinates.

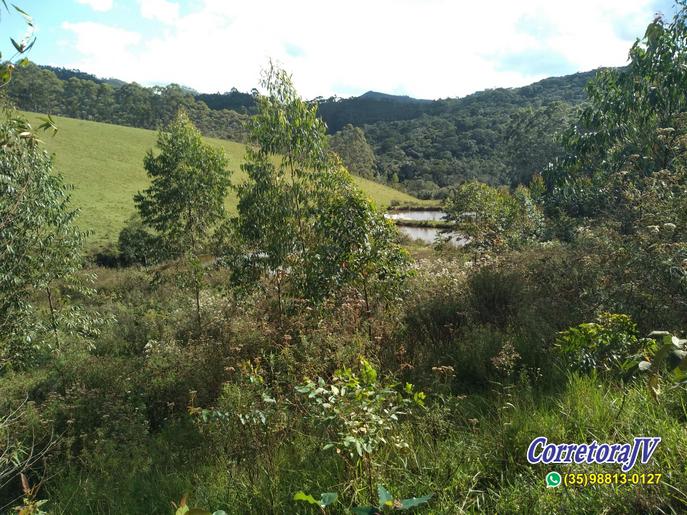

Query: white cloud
[
  {"left": 61, "top": 22, "right": 142, "bottom": 70},
  {"left": 61, "top": 0, "right": 664, "bottom": 99},
  {"left": 75, "top": 0, "right": 113, "bottom": 12},
  {"left": 138, "top": 0, "right": 180, "bottom": 25}
]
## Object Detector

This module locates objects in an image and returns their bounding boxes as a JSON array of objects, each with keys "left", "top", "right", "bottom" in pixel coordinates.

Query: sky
[{"left": 1, "top": 0, "right": 678, "bottom": 99}]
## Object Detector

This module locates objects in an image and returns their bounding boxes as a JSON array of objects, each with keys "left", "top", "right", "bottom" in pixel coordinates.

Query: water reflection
[
  {"left": 396, "top": 226, "right": 467, "bottom": 247},
  {"left": 385, "top": 210, "right": 447, "bottom": 221}
]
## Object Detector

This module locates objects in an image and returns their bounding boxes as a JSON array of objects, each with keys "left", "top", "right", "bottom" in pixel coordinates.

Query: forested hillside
[
  {"left": 6, "top": 63, "right": 250, "bottom": 141},
  {"left": 353, "top": 71, "right": 595, "bottom": 197},
  {"left": 8, "top": 63, "right": 596, "bottom": 196}
]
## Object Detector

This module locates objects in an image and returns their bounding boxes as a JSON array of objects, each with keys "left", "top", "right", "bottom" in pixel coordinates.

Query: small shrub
[
  {"left": 556, "top": 313, "right": 644, "bottom": 374},
  {"left": 468, "top": 267, "right": 525, "bottom": 327}
]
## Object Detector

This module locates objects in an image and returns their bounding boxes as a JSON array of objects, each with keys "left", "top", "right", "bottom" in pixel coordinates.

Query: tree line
[
  {"left": 7, "top": 61, "right": 600, "bottom": 196},
  {"left": 5, "top": 62, "right": 250, "bottom": 141}
]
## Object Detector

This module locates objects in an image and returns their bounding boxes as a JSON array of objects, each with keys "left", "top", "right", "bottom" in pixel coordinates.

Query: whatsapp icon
[{"left": 546, "top": 471, "right": 562, "bottom": 488}]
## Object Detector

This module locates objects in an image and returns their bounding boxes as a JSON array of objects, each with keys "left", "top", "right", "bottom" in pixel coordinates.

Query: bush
[
  {"left": 467, "top": 267, "right": 525, "bottom": 328},
  {"left": 118, "top": 215, "right": 160, "bottom": 266}
]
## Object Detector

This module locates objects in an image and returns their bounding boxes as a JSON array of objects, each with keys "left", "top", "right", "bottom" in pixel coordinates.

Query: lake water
[
  {"left": 397, "top": 226, "right": 467, "bottom": 246},
  {"left": 385, "top": 210, "right": 447, "bottom": 221},
  {"left": 385, "top": 209, "right": 466, "bottom": 247}
]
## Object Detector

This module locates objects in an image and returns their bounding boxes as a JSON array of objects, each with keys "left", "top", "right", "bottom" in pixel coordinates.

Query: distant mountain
[
  {"left": 358, "top": 91, "right": 432, "bottom": 103},
  {"left": 15, "top": 62, "right": 602, "bottom": 197},
  {"left": 358, "top": 69, "right": 599, "bottom": 198},
  {"left": 317, "top": 70, "right": 596, "bottom": 133},
  {"left": 29, "top": 63, "right": 595, "bottom": 133}
]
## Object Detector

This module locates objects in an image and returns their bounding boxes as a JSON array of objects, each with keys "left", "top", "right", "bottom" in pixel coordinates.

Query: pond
[
  {"left": 396, "top": 225, "right": 467, "bottom": 247},
  {"left": 385, "top": 209, "right": 467, "bottom": 247},
  {"left": 385, "top": 209, "right": 447, "bottom": 221}
]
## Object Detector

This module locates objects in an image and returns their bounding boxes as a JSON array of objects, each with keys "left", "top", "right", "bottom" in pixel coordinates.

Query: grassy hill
[{"left": 23, "top": 112, "right": 431, "bottom": 248}]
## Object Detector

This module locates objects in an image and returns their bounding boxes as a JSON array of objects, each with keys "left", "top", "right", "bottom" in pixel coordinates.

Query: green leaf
[
  {"left": 23, "top": 37, "right": 35, "bottom": 53},
  {"left": 319, "top": 493, "right": 337, "bottom": 507},
  {"left": 398, "top": 494, "right": 433, "bottom": 510},
  {"left": 10, "top": 37, "right": 23, "bottom": 52},
  {"left": 12, "top": 3, "right": 32, "bottom": 20},
  {"left": 293, "top": 491, "right": 319, "bottom": 506},
  {"left": 652, "top": 340, "right": 676, "bottom": 370},
  {"left": 187, "top": 509, "right": 211, "bottom": 515},
  {"left": 377, "top": 485, "right": 393, "bottom": 506}
]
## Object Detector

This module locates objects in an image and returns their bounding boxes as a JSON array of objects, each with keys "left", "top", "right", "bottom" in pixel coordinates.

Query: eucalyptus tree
[
  {"left": 134, "top": 110, "right": 230, "bottom": 330},
  {"left": 0, "top": 115, "right": 89, "bottom": 370},
  {"left": 544, "top": 6, "right": 687, "bottom": 223},
  {"left": 541, "top": 6, "right": 687, "bottom": 311},
  {"left": 0, "top": 2, "right": 35, "bottom": 87},
  {"left": 232, "top": 64, "right": 408, "bottom": 322},
  {"left": 444, "top": 181, "right": 543, "bottom": 252}
]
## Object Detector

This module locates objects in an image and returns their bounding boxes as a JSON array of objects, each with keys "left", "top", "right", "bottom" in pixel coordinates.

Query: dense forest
[
  {"left": 6, "top": 63, "right": 250, "bottom": 141},
  {"left": 7, "top": 62, "right": 595, "bottom": 197},
  {"left": 3, "top": 2, "right": 687, "bottom": 514},
  {"left": 317, "top": 73, "right": 594, "bottom": 197}
]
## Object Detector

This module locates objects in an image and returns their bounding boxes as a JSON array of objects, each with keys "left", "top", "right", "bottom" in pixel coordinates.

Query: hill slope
[
  {"left": 13, "top": 64, "right": 599, "bottom": 198},
  {"left": 23, "top": 113, "right": 428, "bottom": 248}
]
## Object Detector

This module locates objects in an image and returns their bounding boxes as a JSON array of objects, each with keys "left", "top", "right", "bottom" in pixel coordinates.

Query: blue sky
[{"left": 1, "top": 0, "right": 678, "bottom": 99}]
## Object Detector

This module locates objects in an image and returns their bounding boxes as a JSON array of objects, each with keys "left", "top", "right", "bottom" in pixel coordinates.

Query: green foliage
[
  {"left": 319, "top": 72, "right": 592, "bottom": 198},
  {"left": 7, "top": 63, "right": 250, "bottom": 141},
  {"left": 8, "top": 8, "right": 687, "bottom": 515},
  {"left": 293, "top": 490, "right": 337, "bottom": 510},
  {"left": 632, "top": 331, "right": 687, "bottom": 400},
  {"left": 294, "top": 485, "right": 431, "bottom": 514},
  {"left": 504, "top": 102, "right": 572, "bottom": 185},
  {"left": 352, "top": 485, "right": 432, "bottom": 513},
  {"left": 0, "top": 3, "right": 35, "bottom": 86},
  {"left": 233, "top": 64, "right": 409, "bottom": 306},
  {"left": 296, "top": 358, "right": 423, "bottom": 459},
  {"left": 11, "top": 63, "right": 596, "bottom": 198},
  {"left": 0, "top": 112, "right": 98, "bottom": 370},
  {"left": 18, "top": 112, "right": 422, "bottom": 247},
  {"left": 467, "top": 267, "right": 525, "bottom": 327},
  {"left": 132, "top": 111, "right": 230, "bottom": 328},
  {"left": 556, "top": 313, "right": 643, "bottom": 374},
  {"left": 329, "top": 124, "right": 377, "bottom": 179},
  {"left": 117, "top": 214, "right": 160, "bottom": 266},
  {"left": 134, "top": 111, "right": 230, "bottom": 256},
  {"left": 544, "top": 8, "right": 687, "bottom": 225},
  {"left": 444, "top": 181, "right": 544, "bottom": 251},
  {"left": 173, "top": 496, "right": 227, "bottom": 515}
]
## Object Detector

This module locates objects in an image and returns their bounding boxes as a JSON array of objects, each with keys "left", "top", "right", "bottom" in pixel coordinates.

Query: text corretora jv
[{"left": 527, "top": 437, "right": 661, "bottom": 472}]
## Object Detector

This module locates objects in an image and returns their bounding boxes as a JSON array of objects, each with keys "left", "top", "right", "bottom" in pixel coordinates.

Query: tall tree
[
  {"left": 134, "top": 110, "right": 230, "bottom": 329},
  {"left": 444, "top": 181, "right": 543, "bottom": 252},
  {"left": 233, "top": 64, "right": 408, "bottom": 321},
  {"left": 544, "top": 7, "right": 687, "bottom": 223},
  {"left": 0, "top": 114, "right": 88, "bottom": 370}
]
